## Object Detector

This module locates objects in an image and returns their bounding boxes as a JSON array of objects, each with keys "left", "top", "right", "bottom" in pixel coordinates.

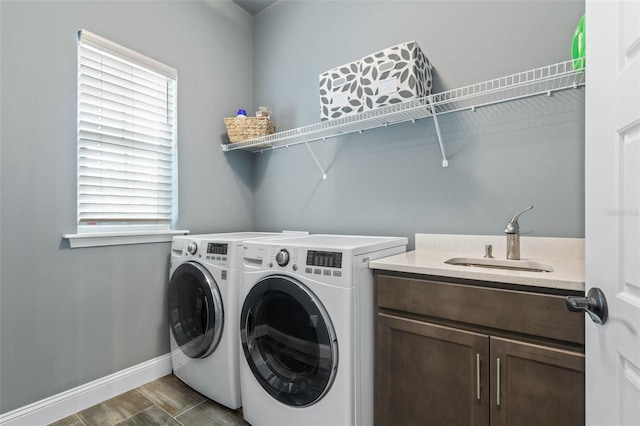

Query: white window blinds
[{"left": 76, "top": 29, "right": 178, "bottom": 232}]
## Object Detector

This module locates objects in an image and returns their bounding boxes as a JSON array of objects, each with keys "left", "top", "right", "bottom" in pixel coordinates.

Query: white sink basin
[{"left": 444, "top": 257, "right": 554, "bottom": 273}]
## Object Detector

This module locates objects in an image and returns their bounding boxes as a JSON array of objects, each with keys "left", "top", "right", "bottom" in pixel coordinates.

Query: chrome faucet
[{"left": 504, "top": 206, "right": 533, "bottom": 260}]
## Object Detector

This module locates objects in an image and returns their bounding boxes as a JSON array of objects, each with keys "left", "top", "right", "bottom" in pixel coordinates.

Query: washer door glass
[
  {"left": 168, "top": 262, "right": 223, "bottom": 358},
  {"left": 240, "top": 275, "right": 338, "bottom": 407}
]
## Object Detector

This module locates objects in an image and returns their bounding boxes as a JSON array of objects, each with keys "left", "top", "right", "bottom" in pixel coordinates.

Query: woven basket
[{"left": 224, "top": 117, "right": 275, "bottom": 143}]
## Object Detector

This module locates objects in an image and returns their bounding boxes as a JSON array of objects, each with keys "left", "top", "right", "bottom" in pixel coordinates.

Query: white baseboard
[{"left": 0, "top": 353, "right": 172, "bottom": 426}]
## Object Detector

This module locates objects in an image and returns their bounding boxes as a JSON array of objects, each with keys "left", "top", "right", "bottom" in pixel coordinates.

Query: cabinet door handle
[
  {"left": 496, "top": 358, "right": 501, "bottom": 407},
  {"left": 476, "top": 353, "right": 481, "bottom": 400}
]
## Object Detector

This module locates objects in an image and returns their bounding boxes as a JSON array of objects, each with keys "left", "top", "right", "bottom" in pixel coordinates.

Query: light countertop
[{"left": 370, "top": 234, "right": 585, "bottom": 292}]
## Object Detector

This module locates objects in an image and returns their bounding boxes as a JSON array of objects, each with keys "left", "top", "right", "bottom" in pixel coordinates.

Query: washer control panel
[
  {"left": 266, "top": 246, "right": 343, "bottom": 278},
  {"left": 304, "top": 250, "right": 343, "bottom": 277},
  {"left": 306, "top": 250, "right": 342, "bottom": 269},
  {"left": 275, "top": 249, "right": 290, "bottom": 267},
  {"left": 267, "top": 246, "right": 300, "bottom": 270}
]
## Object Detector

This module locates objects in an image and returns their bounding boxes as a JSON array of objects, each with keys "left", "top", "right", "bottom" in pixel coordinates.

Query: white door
[{"left": 585, "top": 0, "right": 640, "bottom": 425}]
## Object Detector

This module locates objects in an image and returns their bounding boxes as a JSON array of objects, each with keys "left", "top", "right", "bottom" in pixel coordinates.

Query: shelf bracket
[
  {"left": 301, "top": 133, "right": 327, "bottom": 180},
  {"left": 428, "top": 95, "right": 449, "bottom": 167}
]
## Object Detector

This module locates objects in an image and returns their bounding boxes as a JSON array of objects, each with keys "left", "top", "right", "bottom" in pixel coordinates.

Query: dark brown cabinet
[
  {"left": 376, "top": 314, "right": 490, "bottom": 426},
  {"left": 374, "top": 272, "right": 585, "bottom": 426},
  {"left": 490, "top": 337, "right": 584, "bottom": 426}
]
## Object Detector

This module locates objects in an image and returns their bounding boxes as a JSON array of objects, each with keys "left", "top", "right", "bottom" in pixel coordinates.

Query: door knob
[{"left": 566, "top": 287, "right": 608, "bottom": 325}]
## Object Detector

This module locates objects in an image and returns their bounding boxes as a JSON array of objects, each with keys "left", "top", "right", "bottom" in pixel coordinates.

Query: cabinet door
[
  {"left": 376, "top": 313, "right": 490, "bottom": 426},
  {"left": 490, "top": 337, "right": 585, "bottom": 426}
]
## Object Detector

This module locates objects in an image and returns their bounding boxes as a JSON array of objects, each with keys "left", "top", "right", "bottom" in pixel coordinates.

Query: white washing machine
[
  {"left": 168, "top": 232, "right": 305, "bottom": 409},
  {"left": 239, "top": 234, "right": 407, "bottom": 425}
]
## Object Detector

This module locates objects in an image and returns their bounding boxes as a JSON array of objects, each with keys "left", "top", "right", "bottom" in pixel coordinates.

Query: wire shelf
[{"left": 221, "top": 60, "right": 585, "bottom": 154}]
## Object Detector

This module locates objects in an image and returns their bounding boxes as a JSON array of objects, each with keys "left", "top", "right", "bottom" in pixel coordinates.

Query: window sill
[{"left": 63, "top": 230, "right": 190, "bottom": 248}]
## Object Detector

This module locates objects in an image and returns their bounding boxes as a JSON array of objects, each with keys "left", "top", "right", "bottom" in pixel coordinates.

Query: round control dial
[
  {"left": 275, "top": 249, "right": 290, "bottom": 267},
  {"left": 187, "top": 242, "right": 198, "bottom": 255}
]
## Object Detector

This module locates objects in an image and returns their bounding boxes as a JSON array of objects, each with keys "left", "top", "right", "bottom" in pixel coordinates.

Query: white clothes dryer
[
  {"left": 168, "top": 232, "right": 305, "bottom": 409},
  {"left": 239, "top": 234, "right": 407, "bottom": 426}
]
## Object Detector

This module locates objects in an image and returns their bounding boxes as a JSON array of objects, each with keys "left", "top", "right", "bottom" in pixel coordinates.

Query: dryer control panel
[
  {"left": 202, "top": 242, "right": 229, "bottom": 267},
  {"left": 207, "top": 243, "right": 228, "bottom": 255},
  {"left": 174, "top": 240, "right": 230, "bottom": 268}
]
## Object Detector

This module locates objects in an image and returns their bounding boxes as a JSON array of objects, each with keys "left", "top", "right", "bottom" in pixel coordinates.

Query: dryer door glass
[
  {"left": 240, "top": 275, "right": 338, "bottom": 407},
  {"left": 168, "top": 262, "right": 223, "bottom": 358}
]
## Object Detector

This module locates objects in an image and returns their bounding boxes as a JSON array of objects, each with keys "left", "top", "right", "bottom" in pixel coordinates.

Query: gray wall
[
  {"left": 0, "top": 0, "right": 254, "bottom": 413},
  {"left": 252, "top": 1, "right": 585, "bottom": 248},
  {"left": 0, "top": 0, "right": 586, "bottom": 416}
]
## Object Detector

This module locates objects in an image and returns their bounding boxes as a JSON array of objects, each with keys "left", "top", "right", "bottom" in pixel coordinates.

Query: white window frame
[{"left": 65, "top": 29, "right": 187, "bottom": 248}]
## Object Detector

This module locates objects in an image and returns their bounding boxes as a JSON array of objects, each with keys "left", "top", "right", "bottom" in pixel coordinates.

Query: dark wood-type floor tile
[
  {"left": 137, "top": 374, "right": 207, "bottom": 417},
  {"left": 115, "top": 406, "right": 181, "bottom": 426},
  {"left": 176, "top": 400, "right": 248, "bottom": 426},
  {"left": 48, "top": 413, "right": 85, "bottom": 426},
  {"left": 49, "top": 374, "right": 251, "bottom": 426},
  {"left": 76, "top": 389, "right": 154, "bottom": 426}
]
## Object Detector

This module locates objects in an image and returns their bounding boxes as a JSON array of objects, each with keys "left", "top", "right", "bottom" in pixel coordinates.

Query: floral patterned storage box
[
  {"left": 319, "top": 60, "right": 364, "bottom": 121},
  {"left": 360, "top": 41, "right": 433, "bottom": 110}
]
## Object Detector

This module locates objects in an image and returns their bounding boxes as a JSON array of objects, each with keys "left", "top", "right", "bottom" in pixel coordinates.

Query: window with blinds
[{"left": 76, "top": 29, "right": 177, "bottom": 233}]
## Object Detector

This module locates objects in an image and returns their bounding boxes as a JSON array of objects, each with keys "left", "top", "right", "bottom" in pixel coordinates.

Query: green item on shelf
[{"left": 572, "top": 14, "right": 586, "bottom": 71}]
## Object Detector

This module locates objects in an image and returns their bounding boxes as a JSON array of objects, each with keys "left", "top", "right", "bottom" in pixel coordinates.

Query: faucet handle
[
  {"left": 505, "top": 206, "right": 533, "bottom": 234},
  {"left": 484, "top": 244, "right": 494, "bottom": 259}
]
